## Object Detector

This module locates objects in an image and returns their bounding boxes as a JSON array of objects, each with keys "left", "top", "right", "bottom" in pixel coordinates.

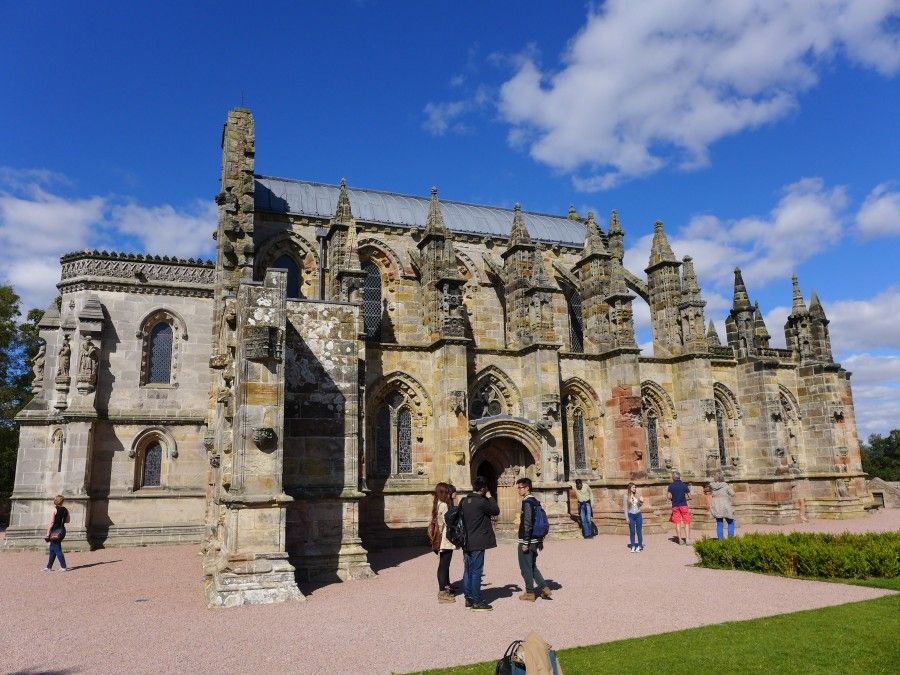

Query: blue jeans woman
[
  {"left": 623, "top": 482, "right": 645, "bottom": 552},
  {"left": 45, "top": 495, "right": 70, "bottom": 571}
]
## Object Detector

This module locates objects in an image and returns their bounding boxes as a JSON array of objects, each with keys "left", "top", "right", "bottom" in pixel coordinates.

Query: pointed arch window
[
  {"left": 375, "top": 406, "right": 391, "bottom": 476},
  {"left": 566, "top": 290, "right": 584, "bottom": 353},
  {"left": 273, "top": 254, "right": 302, "bottom": 299},
  {"left": 573, "top": 409, "right": 586, "bottom": 471},
  {"left": 142, "top": 441, "right": 162, "bottom": 488},
  {"left": 147, "top": 322, "right": 173, "bottom": 384},
  {"left": 362, "top": 260, "right": 382, "bottom": 342},
  {"left": 397, "top": 407, "right": 412, "bottom": 474},
  {"left": 646, "top": 410, "right": 660, "bottom": 469},
  {"left": 715, "top": 400, "right": 728, "bottom": 466}
]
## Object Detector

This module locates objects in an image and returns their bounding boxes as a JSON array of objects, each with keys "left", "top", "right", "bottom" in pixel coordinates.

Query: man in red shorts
[{"left": 667, "top": 471, "right": 692, "bottom": 545}]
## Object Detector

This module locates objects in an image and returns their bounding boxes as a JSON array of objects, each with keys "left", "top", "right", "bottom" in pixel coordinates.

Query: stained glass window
[
  {"left": 397, "top": 407, "right": 412, "bottom": 474},
  {"left": 273, "top": 254, "right": 301, "bottom": 299},
  {"left": 147, "top": 322, "right": 173, "bottom": 384},
  {"left": 573, "top": 409, "right": 586, "bottom": 471},
  {"left": 647, "top": 411, "right": 660, "bottom": 469},
  {"left": 375, "top": 406, "right": 391, "bottom": 475},
  {"left": 142, "top": 441, "right": 162, "bottom": 487},
  {"left": 362, "top": 261, "right": 382, "bottom": 342},
  {"left": 567, "top": 291, "right": 584, "bottom": 353},
  {"left": 715, "top": 400, "right": 728, "bottom": 466}
]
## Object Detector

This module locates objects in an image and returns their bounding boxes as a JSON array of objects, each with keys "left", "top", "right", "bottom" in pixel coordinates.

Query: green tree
[{"left": 860, "top": 430, "right": 900, "bottom": 481}]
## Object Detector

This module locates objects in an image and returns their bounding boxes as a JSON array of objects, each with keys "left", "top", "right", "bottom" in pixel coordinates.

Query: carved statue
[
  {"left": 78, "top": 335, "right": 100, "bottom": 388},
  {"left": 31, "top": 343, "right": 46, "bottom": 393},
  {"left": 55, "top": 335, "right": 71, "bottom": 381}
]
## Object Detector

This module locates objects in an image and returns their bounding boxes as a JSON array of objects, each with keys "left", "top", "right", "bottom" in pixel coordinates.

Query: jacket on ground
[{"left": 460, "top": 493, "right": 499, "bottom": 552}]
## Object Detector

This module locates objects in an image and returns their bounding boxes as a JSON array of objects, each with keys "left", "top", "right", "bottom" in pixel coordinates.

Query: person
[
  {"left": 709, "top": 471, "right": 736, "bottom": 539},
  {"left": 430, "top": 482, "right": 457, "bottom": 603},
  {"left": 44, "top": 495, "right": 70, "bottom": 572},
  {"left": 460, "top": 475, "right": 499, "bottom": 611},
  {"left": 623, "top": 482, "right": 644, "bottom": 552},
  {"left": 667, "top": 470, "right": 692, "bottom": 545},
  {"left": 571, "top": 478, "right": 594, "bottom": 538},
  {"left": 516, "top": 477, "right": 552, "bottom": 601}
]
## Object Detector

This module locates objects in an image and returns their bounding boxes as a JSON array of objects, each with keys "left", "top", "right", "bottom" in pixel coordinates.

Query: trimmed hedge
[{"left": 694, "top": 532, "right": 900, "bottom": 579}]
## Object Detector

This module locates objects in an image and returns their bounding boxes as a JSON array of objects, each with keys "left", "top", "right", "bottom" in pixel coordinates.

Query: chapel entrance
[{"left": 471, "top": 437, "right": 535, "bottom": 530}]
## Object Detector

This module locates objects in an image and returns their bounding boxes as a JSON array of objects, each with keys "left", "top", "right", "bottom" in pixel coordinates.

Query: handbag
[
  {"left": 49, "top": 528, "right": 64, "bottom": 542},
  {"left": 496, "top": 640, "right": 525, "bottom": 675}
]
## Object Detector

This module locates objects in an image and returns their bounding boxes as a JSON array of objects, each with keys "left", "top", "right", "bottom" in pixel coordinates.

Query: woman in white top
[
  {"left": 431, "top": 482, "right": 457, "bottom": 603},
  {"left": 623, "top": 482, "right": 645, "bottom": 552}
]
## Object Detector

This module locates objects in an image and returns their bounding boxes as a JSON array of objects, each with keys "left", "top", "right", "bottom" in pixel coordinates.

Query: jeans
[
  {"left": 463, "top": 549, "right": 485, "bottom": 603},
  {"left": 579, "top": 501, "right": 593, "bottom": 537},
  {"left": 716, "top": 517, "right": 735, "bottom": 539},
  {"left": 47, "top": 540, "right": 67, "bottom": 569},
  {"left": 437, "top": 549, "right": 453, "bottom": 591},
  {"left": 517, "top": 546, "right": 546, "bottom": 593},
  {"left": 628, "top": 512, "right": 643, "bottom": 548}
]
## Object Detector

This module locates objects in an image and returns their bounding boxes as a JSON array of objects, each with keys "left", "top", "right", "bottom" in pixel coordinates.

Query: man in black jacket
[
  {"left": 460, "top": 475, "right": 500, "bottom": 611},
  {"left": 516, "top": 477, "right": 551, "bottom": 602}
]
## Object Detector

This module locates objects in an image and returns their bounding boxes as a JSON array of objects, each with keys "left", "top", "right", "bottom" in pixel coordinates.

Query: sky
[{"left": 1, "top": 1, "right": 899, "bottom": 438}]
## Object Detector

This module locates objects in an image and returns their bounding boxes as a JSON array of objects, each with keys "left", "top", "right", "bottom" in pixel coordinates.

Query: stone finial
[
  {"left": 732, "top": 267, "right": 751, "bottom": 312},
  {"left": 531, "top": 253, "right": 554, "bottom": 288},
  {"left": 422, "top": 185, "right": 450, "bottom": 238},
  {"left": 791, "top": 273, "right": 807, "bottom": 315},
  {"left": 609, "top": 209, "right": 623, "bottom": 234},
  {"left": 754, "top": 302, "right": 770, "bottom": 341},
  {"left": 332, "top": 178, "right": 354, "bottom": 224},
  {"left": 568, "top": 204, "right": 579, "bottom": 220},
  {"left": 647, "top": 220, "right": 677, "bottom": 269},
  {"left": 582, "top": 211, "right": 608, "bottom": 258},
  {"left": 607, "top": 258, "right": 629, "bottom": 298},
  {"left": 706, "top": 319, "right": 721, "bottom": 346},
  {"left": 508, "top": 202, "right": 532, "bottom": 247},
  {"left": 809, "top": 289, "right": 827, "bottom": 319},
  {"left": 608, "top": 209, "right": 624, "bottom": 260},
  {"left": 681, "top": 256, "right": 700, "bottom": 295}
]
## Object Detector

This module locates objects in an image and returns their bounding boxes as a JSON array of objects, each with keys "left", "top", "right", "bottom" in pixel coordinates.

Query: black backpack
[{"left": 444, "top": 503, "right": 467, "bottom": 549}]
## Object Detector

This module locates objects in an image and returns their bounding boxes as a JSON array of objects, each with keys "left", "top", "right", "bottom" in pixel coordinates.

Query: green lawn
[{"left": 412, "top": 594, "right": 900, "bottom": 674}]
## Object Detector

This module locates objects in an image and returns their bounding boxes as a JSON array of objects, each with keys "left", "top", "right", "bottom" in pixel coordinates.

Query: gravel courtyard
[{"left": 1, "top": 509, "right": 897, "bottom": 674}]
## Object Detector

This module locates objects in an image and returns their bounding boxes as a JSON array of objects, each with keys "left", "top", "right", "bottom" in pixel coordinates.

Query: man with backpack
[
  {"left": 458, "top": 475, "right": 500, "bottom": 611},
  {"left": 516, "top": 477, "right": 552, "bottom": 602}
]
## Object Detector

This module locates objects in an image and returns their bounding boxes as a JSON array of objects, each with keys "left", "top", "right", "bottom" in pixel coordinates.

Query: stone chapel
[{"left": 5, "top": 108, "right": 870, "bottom": 606}]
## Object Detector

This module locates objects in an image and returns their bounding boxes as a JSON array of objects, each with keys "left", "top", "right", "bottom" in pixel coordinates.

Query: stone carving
[
  {"left": 541, "top": 393, "right": 561, "bottom": 422},
  {"left": 60, "top": 254, "right": 214, "bottom": 285},
  {"left": 700, "top": 398, "right": 716, "bottom": 421},
  {"left": 50, "top": 428, "right": 64, "bottom": 471},
  {"left": 835, "top": 478, "right": 850, "bottom": 499},
  {"left": 31, "top": 344, "right": 46, "bottom": 394},
  {"left": 55, "top": 335, "right": 71, "bottom": 383},
  {"left": 831, "top": 404, "right": 845, "bottom": 422},
  {"left": 448, "top": 390, "right": 467, "bottom": 416},
  {"left": 77, "top": 335, "right": 100, "bottom": 393},
  {"left": 252, "top": 427, "right": 277, "bottom": 450},
  {"left": 210, "top": 454, "right": 221, "bottom": 468},
  {"left": 203, "top": 432, "right": 215, "bottom": 452},
  {"left": 245, "top": 326, "right": 282, "bottom": 362}
]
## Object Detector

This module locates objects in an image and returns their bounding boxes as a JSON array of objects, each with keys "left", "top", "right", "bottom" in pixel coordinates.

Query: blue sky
[{"left": 1, "top": 1, "right": 899, "bottom": 436}]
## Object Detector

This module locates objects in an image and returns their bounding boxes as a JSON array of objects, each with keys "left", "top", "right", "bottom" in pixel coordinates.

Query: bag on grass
[{"left": 496, "top": 640, "right": 525, "bottom": 675}]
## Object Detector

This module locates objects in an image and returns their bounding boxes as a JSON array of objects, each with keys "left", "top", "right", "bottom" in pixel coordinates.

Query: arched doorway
[{"left": 470, "top": 437, "right": 536, "bottom": 530}]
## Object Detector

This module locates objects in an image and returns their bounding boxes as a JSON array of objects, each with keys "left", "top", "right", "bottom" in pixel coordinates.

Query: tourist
[
  {"left": 44, "top": 495, "right": 70, "bottom": 572},
  {"left": 667, "top": 470, "right": 692, "bottom": 545},
  {"left": 460, "top": 475, "right": 499, "bottom": 611},
  {"left": 623, "top": 482, "right": 644, "bottom": 552},
  {"left": 430, "top": 482, "right": 457, "bottom": 603},
  {"left": 516, "top": 477, "right": 551, "bottom": 602},
  {"left": 709, "top": 471, "right": 737, "bottom": 539},
  {"left": 571, "top": 478, "right": 594, "bottom": 538}
]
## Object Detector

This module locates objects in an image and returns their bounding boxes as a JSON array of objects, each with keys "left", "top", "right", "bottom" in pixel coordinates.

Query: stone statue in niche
[
  {"left": 77, "top": 335, "right": 100, "bottom": 392},
  {"left": 31, "top": 343, "right": 46, "bottom": 394},
  {"left": 55, "top": 335, "right": 71, "bottom": 382}
]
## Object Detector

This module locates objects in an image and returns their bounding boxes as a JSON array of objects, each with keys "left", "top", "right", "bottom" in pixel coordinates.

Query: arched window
[
  {"left": 147, "top": 322, "right": 173, "bottom": 384},
  {"left": 646, "top": 410, "right": 660, "bottom": 469},
  {"left": 715, "top": 400, "right": 727, "bottom": 466},
  {"left": 573, "top": 409, "right": 586, "bottom": 471},
  {"left": 566, "top": 290, "right": 584, "bottom": 353},
  {"left": 397, "top": 407, "right": 412, "bottom": 474},
  {"left": 273, "top": 254, "right": 302, "bottom": 299},
  {"left": 142, "top": 441, "right": 162, "bottom": 488},
  {"left": 375, "top": 406, "right": 391, "bottom": 476},
  {"left": 362, "top": 260, "right": 382, "bottom": 342}
]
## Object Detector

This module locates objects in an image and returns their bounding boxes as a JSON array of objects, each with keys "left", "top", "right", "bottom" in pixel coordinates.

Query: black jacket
[
  {"left": 460, "top": 493, "right": 499, "bottom": 552},
  {"left": 517, "top": 495, "right": 542, "bottom": 544}
]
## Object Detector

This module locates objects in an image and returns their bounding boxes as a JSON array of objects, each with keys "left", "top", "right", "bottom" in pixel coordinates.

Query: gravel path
[{"left": 1, "top": 509, "right": 897, "bottom": 675}]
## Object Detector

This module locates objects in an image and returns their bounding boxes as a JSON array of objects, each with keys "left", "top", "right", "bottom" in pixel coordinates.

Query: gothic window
[
  {"left": 646, "top": 411, "right": 660, "bottom": 469},
  {"left": 362, "top": 260, "right": 382, "bottom": 342},
  {"left": 715, "top": 400, "right": 728, "bottom": 466},
  {"left": 147, "top": 322, "right": 173, "bottom": 384},
  {"left": 375, "top": 406, "right": 391, "bottom": 476},
  {"left": 566, "top": 290, "right": 584, "bottom": 353},
  {"left": 397, "top": 407, "right": 412, "bottom": 474},
  {"left": 573, "top": 409, "right": 586, "bottom": 471},
  {"left": 142, "top": 441, "right": 162, "bottom": 488},
  {"left": 470, "top": 383, "right": 504, "bottom": 419},
  {"left": 273, "top": 254, "right": 302, "bottom": 299}
]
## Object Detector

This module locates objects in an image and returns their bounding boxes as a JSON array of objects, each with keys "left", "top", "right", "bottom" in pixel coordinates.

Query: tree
[
  {"left": 0, "top": 286, "right": 43, "bottom": 506},
  {"left": 860, "top": 430, "right": 900, "bottom": 482}
]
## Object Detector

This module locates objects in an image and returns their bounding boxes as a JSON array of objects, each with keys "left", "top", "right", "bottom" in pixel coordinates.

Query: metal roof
[{"left": 255, "top": 176, "right": 589, "bottom": 246}]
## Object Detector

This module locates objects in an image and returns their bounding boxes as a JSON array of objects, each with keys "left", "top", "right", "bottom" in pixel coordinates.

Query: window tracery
[
  {"left": 362, "top": 260, "right": 382, "bottom": 342},
  {"left": 138, "top": 309, "right": 185, "bottom": 387}
]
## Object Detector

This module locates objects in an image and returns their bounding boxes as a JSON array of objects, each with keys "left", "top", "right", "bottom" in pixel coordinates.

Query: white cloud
[
  {"left": 497, "top": 0, "right": 900, "bottom": 188},
  {"left": 0, "top": 167, "right": 215, "bottom": 311},
  {"left": 856, "top": 183, "right": 900, "bottom": 239},
  {"left": 422, "top": 100, "right": 472, "bottom": 136},
  {"left": 842, "top": 354, "right": 900, "bottom": 438}
]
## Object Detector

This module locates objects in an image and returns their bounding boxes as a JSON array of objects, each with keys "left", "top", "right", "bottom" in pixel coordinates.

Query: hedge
[{"left": 694, "top": 532, "right": 900, "bottom": 579}]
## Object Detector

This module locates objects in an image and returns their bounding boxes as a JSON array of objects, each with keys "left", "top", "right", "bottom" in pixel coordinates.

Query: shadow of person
[
  {"left": 481, "top": 583, "right": 521, "bottom": 603},
  {"left": 543, "top": 579, "right": 562, "bottom": 591},
  {"left": 66, "top": 560, "right": 122, "bottom": 571}
]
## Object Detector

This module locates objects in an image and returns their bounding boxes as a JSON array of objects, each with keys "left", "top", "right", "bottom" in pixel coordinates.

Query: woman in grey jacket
[{"left": 709, "top": 471, "right": 736, "bottom": 539}]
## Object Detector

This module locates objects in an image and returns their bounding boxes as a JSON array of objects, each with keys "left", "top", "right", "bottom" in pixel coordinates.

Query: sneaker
[
  {"left": 519, "top": 592, "right": 537, "bottom": 602},
  {"left": 540, "top": 587, "right": 552, "bottom": 600},
  {"left": 470, "top": 601, "right": 493, "bottom": 612},
  {"left": 637, "top": 546, "right": 644, "bottom": 552},
  {"left": 629, "top": 546, "right": 637, "bottom": 553},
  {"left": 437, "top": 591, "right": 456, "bottom": 604},
  {"left": 681, "top": 538, "right": 688, "bottom": 546},
  {"left": 58, "top": 567, "right": 69, "bottom": 572},
  {"left": 464, "top": 598, "right": 473, "bottom": 609},
  {"left": 41, "top": 567, "right": 52, "bottom": 572}
]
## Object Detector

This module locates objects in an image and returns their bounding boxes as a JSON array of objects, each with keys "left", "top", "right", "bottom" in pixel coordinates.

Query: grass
[{"left": 411, "top": 594, "right": 900, "bottom": 674}]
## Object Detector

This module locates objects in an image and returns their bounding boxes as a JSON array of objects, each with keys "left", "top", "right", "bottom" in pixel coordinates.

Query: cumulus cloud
[
  {"left": 422, "top": 85, "right": 493, "bottom": 136},
  {"left": 497, "top": 0, "right": 900, "bottom": 188},
  {"left": 0, "top": 167, "right": 215, "bottom": 311},
  {"left": 856, "top": 183, "right": 900, "bottom": 239},
  {"left": 841, "top": 354, "right": 900, "bottom": 438}
]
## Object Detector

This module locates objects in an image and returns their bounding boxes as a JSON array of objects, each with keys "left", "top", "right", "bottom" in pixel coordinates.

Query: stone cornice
[{"left": 58, "top": 250, "right": 215, "bottom": 296}]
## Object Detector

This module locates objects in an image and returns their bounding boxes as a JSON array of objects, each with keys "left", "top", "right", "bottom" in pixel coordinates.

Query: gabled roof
[{"left": 254, "top": 175, "right": 589, "bottom": 246}]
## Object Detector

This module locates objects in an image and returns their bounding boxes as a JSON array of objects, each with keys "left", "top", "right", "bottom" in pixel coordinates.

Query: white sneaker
[
  {"left": 41, "top": 567, "right": 52, "bottom": 572},
  {"left": 57, "top": 567, "right": 69, "bottom": 572},
  {"left": 629, "top": 546, "right": 637, "bottom": 553}
]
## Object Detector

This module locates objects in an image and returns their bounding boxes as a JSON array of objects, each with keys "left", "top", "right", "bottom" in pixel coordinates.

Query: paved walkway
[{"left": 1, "top": 509, "right": 897, "bottom": 674}]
